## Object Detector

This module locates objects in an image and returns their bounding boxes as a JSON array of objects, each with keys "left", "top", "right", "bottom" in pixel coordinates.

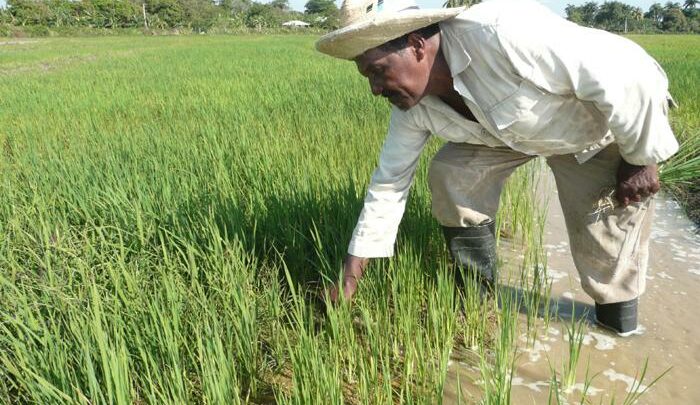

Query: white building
[{"left": 282, "top": 20, "right": 310, "bottom": 28}]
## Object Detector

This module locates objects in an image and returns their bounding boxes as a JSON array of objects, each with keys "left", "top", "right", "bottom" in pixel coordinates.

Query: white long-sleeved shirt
[{"left": 348, "top": 0, "right": 679, "bottom": 258}]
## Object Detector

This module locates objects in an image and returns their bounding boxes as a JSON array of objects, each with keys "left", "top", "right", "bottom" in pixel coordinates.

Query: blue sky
[{"left": 0, "top": 0, "right": 661, "bottom": 17}]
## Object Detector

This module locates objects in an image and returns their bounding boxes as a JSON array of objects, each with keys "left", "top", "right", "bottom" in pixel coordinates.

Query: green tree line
[
  {"left": 566, "top": 0, "right": 699, "bottom": 33},
  {"left": 1, "top": 0, "right": 697, "bottom": 35},
  {"left": 0, "top": 0, "right": 339, "bottom": 34}
]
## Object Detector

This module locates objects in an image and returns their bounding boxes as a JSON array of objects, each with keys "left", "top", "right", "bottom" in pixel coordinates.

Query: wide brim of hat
[{"left": 316, "top": 7, "right": 465, "bottom": 60}]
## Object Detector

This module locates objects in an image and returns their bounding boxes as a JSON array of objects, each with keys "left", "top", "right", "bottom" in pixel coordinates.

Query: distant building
[{"left": 282, "top": 20, "right": 310, "bottom": 28}]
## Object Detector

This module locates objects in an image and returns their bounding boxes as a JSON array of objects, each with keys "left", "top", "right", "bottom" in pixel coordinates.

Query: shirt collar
[
  {"left": 438, "top": 21, "right": 472, "bottom": 77},
  {"left": 418, "top": 95, "right": 484, "bottom": 131}
]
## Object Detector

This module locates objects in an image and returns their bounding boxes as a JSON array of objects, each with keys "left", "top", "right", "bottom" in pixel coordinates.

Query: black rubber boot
[
  {"left": 595, "top": 298, "right": 638, "bottom": 334},
  {"left": 442, "top": 219, "right": 498, "bottom": 292}
]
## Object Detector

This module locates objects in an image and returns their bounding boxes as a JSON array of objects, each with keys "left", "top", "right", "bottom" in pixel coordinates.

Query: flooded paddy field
[
  {"left": 0, "top": 35, "right": 698, "bottom": 403},
  {"left": 443, "top": 179, "right": 700, "bottom": 404},
  {"left": 515, "top": 193, "right": 700, "bottom": 404}
]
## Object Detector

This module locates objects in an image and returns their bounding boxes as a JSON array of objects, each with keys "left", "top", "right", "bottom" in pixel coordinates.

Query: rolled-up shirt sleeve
[
  {"left": 493, "top": 9, "right": 678, "bottom": 166},
  {"left": 348, "top": 107, "right": 431, "bottom": 258}
]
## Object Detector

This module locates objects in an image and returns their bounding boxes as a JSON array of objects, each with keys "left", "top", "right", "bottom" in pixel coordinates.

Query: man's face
[{"left": 354, "top": 44, "right": 429, "bottom": 111}]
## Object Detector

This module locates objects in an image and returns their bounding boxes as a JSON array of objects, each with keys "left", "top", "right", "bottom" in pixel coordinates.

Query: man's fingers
[
  {"left": 326, "top": 284, "right": 338, "bottom": 302},
  {"left": 650, "top": 182, "right": 661, "bottom": 194},
  {"left": 616, "top": 180, "right": 661, "bottom": 207},
  {"left": 616, "top": 185, "right": 630, "bottom": 206},
  {"left": 641, "top": 184, "right": 657, "bottom": 197},
  {"left": 618, "top": 190, "right": 645, "bottom": 206}
]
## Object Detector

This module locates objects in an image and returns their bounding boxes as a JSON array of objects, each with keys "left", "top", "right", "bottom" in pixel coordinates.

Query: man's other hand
[
  {"left": 616, "top": 160, "right": 660, "bottom": 207},
  {"left": 326, "top": 255, "right": 369, "bottom": 305}
]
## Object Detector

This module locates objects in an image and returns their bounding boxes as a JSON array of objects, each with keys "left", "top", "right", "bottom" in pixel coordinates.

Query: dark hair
[{"left": 378, "top": 23, "right": 441, "bottom": 53}]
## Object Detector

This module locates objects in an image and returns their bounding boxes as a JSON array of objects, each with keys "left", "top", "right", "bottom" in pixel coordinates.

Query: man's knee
[
  {"left": 428, "top": 157, "right": 452, "bottom": 194},
  {"left": 428, "top": 158, "right": 494, "bottom": 227},
  {"left": 428, "top": 143, "right": 478, "bottom": 194}
]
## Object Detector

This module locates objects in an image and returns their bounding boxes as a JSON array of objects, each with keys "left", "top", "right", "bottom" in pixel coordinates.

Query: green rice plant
[
  {"left": 498, "top": 160, "right": 544, "bottom": 242},
  {"left": 479, "top": 286, "right": 519, "bottom": 405},
  {"left": 548, "top": 358, "right": 597, "bottom": 405},
  {"left": 456, "top": 273, "right": 492, "bottom": 350},
  {"left": 617, "top": 360, "right": 671, "bottom": 405},
  {"left": 561, "top": 309, "right": 587, "bottom": 392},
  {"left": 659, "top": 127, "right": 700, "bottom": 186},
  {"left": 576, "top": 361, "right": 598, "bottom": 405},
  {"left": 547, "top": 362, "right": 563, "bottom": 405},
  {"left": 499, "top": 158, "right": 553, "bottom": 345}
]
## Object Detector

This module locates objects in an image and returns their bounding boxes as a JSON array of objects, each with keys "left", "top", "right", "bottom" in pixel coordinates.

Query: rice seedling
[
  {"left": 479, "top": 286, "right": 519, "bottom": 405},
  {"left": 617, "top": 360, "right": 672, "bottom": 405},
  {"left": 561, "top": 309, "right": 587, "bottom": 392},
  {"left": 547, "top": 358, "right": 598, "bottom": 405}
]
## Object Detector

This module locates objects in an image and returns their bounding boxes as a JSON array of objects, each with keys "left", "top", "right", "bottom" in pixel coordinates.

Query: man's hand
[
  {"left": 326, "top": 255, "right": 369, "bottom": 305},
  {"left": 616, "top": 160, "right": 660, "bottom": 207}
]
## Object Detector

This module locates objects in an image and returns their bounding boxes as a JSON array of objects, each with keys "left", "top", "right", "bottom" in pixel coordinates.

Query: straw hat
[{"left": 315, "top": 0, "right": 465, "bottom": 60}]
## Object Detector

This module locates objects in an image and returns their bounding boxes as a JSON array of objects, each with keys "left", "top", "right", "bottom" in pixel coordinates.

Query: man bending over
[{"left": 315, "top": 0, "right": 678, "bottom": 334}]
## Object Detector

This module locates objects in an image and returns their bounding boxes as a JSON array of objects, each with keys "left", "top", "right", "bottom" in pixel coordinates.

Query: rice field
[
  {"left": 0, "top": 34, "right": 697, "bottom": 404},
  {"left": 631, "top": 35, "right": 700, "bottom": 221}
]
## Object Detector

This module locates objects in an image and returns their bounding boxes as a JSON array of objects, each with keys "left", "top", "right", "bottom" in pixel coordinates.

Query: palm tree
[
  {"left": 443, "top": 0, "right": 480, "bottom": 8},
  {"left": 664, "top": 1, "right": 682, "bottom": 11},
  {"left": 646, "top": 2, "right": 664, "bottom": 25},
  {"left": 631, "top": 6, "right": 644, "bottom": 20},
  {"left": 683, "top": 0, "right": 697, "bottom": 9}
]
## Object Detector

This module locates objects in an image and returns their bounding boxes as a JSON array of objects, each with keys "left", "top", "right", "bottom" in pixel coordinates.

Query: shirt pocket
[{"left": 487, "top": 80, "right": 544, "bottom": 133}]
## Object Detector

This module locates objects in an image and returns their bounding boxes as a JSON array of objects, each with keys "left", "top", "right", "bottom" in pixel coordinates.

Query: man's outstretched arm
[{"left": 326, "top": 108, "right": 430, "bottom": 304}]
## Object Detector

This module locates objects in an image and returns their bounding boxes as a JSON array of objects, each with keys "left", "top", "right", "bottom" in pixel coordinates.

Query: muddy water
[{"left": 443, "top": 182, "right": 700, "bottom": 404}]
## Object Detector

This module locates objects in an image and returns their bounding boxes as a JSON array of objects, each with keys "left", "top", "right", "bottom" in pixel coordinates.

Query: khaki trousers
[{"left": 428, "top": 143, "right": 654, "bottom": 304}]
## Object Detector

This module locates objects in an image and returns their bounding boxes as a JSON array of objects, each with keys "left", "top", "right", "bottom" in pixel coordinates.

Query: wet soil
[
  {"left": 443, "top": 176, "right": 700, "bottom": 404},
  {"left": 670, "top": 180, "right": 700, "bottom": 226}
]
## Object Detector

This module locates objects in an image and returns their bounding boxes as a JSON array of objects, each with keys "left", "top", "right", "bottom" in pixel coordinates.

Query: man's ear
[{"left": 406, "top": 33, "right": 426, "bottom": 61}]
